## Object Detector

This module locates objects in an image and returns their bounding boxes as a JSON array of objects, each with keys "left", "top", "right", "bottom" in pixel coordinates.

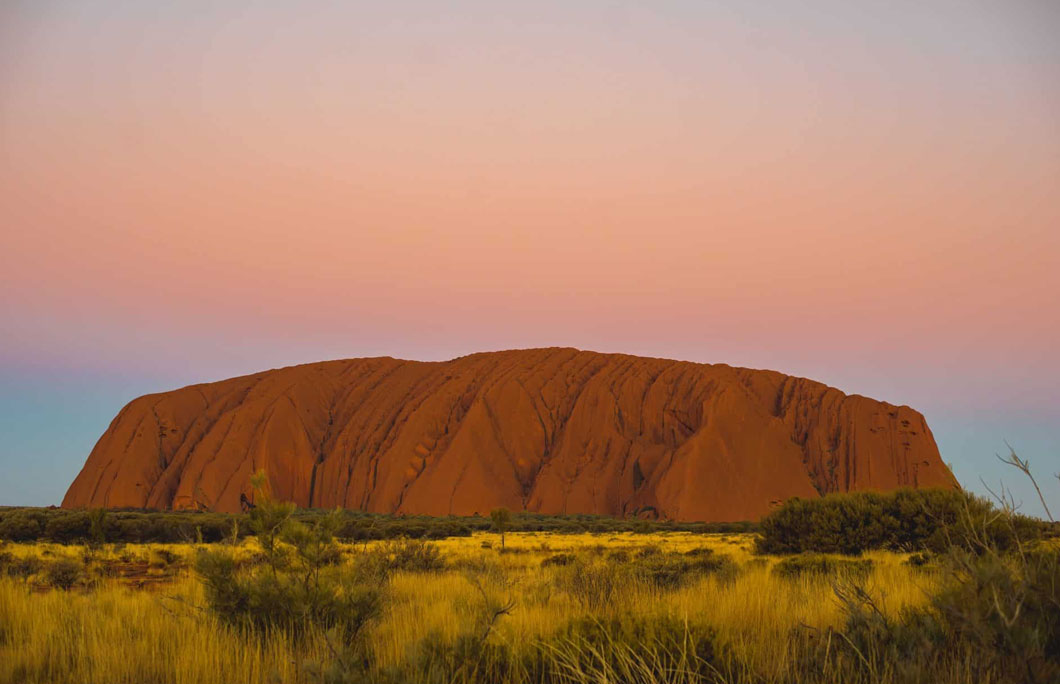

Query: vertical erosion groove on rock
[{"left": 62, "top": 348, "right": 957, "bottom": 520}]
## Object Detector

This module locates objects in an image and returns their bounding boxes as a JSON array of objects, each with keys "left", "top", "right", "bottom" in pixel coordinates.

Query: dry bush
[{"left": 46, "top": 558, "right": 84, "bottom": 590}]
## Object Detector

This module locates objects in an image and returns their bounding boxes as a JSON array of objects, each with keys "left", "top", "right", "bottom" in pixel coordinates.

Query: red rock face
[{"left": 62, "top": 348, "right": 957, "bottom": 521}]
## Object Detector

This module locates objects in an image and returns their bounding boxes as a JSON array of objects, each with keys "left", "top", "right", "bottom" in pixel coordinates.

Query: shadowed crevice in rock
[{"left": 62, "top": 348, "right": 957, "bottom": 521}]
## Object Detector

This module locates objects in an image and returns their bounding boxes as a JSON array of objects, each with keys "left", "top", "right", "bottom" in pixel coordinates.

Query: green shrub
[
  {"left": 489, "top": 508, "right": 511, "bottom": 549},
  {"left": 42, "top": 511, "right": 91, "bottom": 542},
  {"left": 793, "top": 549, "right": 1060, "bottom": 683},
  {"left": 0, "top": 506, "right": 754, "bottom": 545},
  {"left": 789, "top": 454, "right": 1060, "bottom": 684},
  {"left": 87, "top": 508, "right": 108, "bottom": 547},
  {"left": 772, "top": 554, "right": 873, "bottom": 581},
  {"left": 46, "top": 558, "right": 84, "bottom": 590},
  {"left": 0, "top": 509, "right": 46, "bottom": 541},
  {"left": 2, "top": 554, "right": 43, "bottom": 580},
  {"left": 756, "top": 488, "right": 1044, "bottom": 555},
  {"left": 368, "top": 538, "right": 445, "bottom": 573},
  {"left": 925, "top": 547, "right": 1060, "bottom": 680},
  {"left": 197, "top": 549, "right": 383, "bottom": 640},
  {"left": 626, "top": 548, "right": 738, "bottom": 590},
  {"left": 196, "top": 478, "right": 385, "bottom": 641},
  {"left": 389, "top": 630, "right": 517, "bottom": 684}
]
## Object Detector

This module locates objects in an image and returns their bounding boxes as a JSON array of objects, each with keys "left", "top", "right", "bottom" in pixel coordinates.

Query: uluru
[{"left": 62, "top": 348, "right": 957, "bottom": 521}]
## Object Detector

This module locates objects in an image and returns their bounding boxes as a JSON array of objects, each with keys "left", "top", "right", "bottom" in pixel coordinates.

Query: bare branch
[
  {"left": 465, "top": 571, "right": 516, "bottom": 643},
  {"left": 996, "top": 441, "right": 1053, "bottom": 522},
  {"left": 978, "top": 477, "right": 1020, "bottom": 514}
]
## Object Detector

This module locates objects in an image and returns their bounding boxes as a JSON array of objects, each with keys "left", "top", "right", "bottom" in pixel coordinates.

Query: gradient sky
[{"left": 2, "top": 1, "right": 1058, "bottom": 517}]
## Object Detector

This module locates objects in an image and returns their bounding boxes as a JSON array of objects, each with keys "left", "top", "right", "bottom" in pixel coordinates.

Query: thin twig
[
  {"left": 157, "top": 593, "right": 206, "bottom": 621},
  {"left": 996, "top": 442, "right": 1054, "bottom": 522}
]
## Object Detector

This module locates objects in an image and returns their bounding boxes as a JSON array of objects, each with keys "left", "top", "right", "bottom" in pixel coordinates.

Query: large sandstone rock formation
[{"left": 62, "top": 348, "right": 956, "bottom": 520}]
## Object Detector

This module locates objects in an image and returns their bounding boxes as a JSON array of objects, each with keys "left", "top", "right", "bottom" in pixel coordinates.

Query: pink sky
[{"left": 1, "top": 1, "right": 1058, "bottom": 513}]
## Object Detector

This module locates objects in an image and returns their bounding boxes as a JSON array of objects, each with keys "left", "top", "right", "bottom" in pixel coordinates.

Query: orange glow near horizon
[{"left": 1, "top": 2, "right": 1059, "bottom": 512}]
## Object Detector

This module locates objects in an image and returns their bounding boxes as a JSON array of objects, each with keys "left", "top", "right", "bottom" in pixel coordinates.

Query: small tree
[
  {"left": 87, "top": 508, "right": 107, "bottom": 549},
  {"left": 489, "top": 508, "right": 511, "bottom": 549},
  {"left": 196, "top": 471, "right": 384, "bottom": 645},
  {"left": 247, "top": 470, "right": 295, "bottom": 576}
]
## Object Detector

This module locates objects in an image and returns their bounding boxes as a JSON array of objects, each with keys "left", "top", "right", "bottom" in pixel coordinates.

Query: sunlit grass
[
  {"left": 0, "top": 571, "right": 318, "bottom": 684},
  {"left": 0, "top": 532, "right": 940, "bottom": 684}
]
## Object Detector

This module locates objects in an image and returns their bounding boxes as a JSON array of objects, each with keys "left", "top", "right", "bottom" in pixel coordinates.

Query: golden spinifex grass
[{"left": 0, "top": 532, "right": 940, "bottom": 684}]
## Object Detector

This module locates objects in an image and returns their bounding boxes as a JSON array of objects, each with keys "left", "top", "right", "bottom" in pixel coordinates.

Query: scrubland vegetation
[
  {"left": 0, "top": 505, "right": 753, "bottom": 545},
  {"left": 1, "top": 470, "right": 1057, "bottom": 684}
]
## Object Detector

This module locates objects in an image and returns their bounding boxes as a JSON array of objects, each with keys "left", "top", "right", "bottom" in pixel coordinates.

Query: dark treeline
[
  {"left": 0, "top": 506, "right": 756, "bottom": 545},
  {"left": 4, "top": 488, "right": 1055, "bottom": 549}
]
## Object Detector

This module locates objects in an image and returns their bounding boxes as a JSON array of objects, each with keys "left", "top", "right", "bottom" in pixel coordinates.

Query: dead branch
[{"left": 996, "top": 442, "right": 1054, "bottom": 522}]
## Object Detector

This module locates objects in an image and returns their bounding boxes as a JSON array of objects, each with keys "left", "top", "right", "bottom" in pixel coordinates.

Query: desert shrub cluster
[
  {"left": 0, "top": 506, "right": 755, "bottom": 546},
  {"left": 2, "top": 459, "right": 1058, "bottom": 684},
  {"left": 756, "top": 487, "right": 1045, "bottom": 555},
  {"left": 780, "top": 467, "right": 1060, "bottom": 684},
  {"left": 771, "top": 553, "right": 874, "bottom": 581},
  {"left": 0, "top": 507, "right": 241, "bottom": 544},
  {"left": 44, "top": 558, "right": 84, "bottom": 591},
  {"left": 370, "top": 538, "right": 446, "bottom": 573},
  {"left": 195, "top": 484, "right": 385, "bottom": 643},
  {"left": 789, "top": 545, "right": 1060, "bottom": 684},
  {"left": 0, "top": 547, "right": 95, "bottom": 590},
  {"left": 212, "top": 470, "right": 1058, "bottom": 684},
  {"left": 630, "top": 546, "right": 739, "bottom": 589},
  {"left": 0, "top": 549, "right": 44, "bottom": 580}
]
